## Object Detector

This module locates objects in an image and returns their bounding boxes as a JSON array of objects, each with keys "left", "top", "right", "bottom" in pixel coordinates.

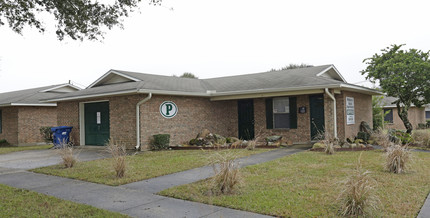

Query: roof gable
[
  {"left": 88, "top": 70, "right": 141, "bottom": 88},
  {"left": 316, "top": 65, "right": 346, "bottom": 82},
  {"left": 40, "top": 84, "right": 81, "bottom": 93}
]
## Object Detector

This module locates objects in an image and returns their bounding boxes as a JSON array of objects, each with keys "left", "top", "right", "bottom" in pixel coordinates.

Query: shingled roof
[
  {"left": 44, "top": 65, "right": 381, "bottom": 102},
  {"left": 0, "top": 84, "right": 81, "bottom": 107}
]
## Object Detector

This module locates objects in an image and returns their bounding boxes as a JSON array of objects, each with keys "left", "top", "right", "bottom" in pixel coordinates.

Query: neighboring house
[
  {"left": 44, "top": 65, "right": 381, "bottom": 149},
  {"left": 426, "top": 105, "right": 430, "bottom": 121},
  {"left": 0, "top": 84, "right": 81, "bottom": 145},
  {"left": 381, "top": 96, "right": 428, "bottom": 129}
]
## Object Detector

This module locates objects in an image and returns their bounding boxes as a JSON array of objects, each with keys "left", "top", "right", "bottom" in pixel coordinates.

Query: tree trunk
[{"left": 397, "top": 104, "right": 413, "bottom": 134}]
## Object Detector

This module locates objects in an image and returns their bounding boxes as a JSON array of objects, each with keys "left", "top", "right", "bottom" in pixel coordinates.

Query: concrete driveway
[{"left": 0, "top": 146, "right": 110, "bottom": 173}]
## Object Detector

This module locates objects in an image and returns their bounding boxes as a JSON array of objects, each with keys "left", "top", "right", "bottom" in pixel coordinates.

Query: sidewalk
[{"left": 0, "top": 146, "right": 309, "bottom": 217}]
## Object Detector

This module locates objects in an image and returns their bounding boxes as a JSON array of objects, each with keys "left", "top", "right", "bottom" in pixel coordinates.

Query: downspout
[
  {"left": 135, "top": 93, "right": 152, "bottom": 150},
  {"left": 324, "top": 88, "right": 337, "bottom": 139}
]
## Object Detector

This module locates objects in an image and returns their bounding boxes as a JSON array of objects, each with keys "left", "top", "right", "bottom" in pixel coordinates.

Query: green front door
[
  {"left": 238, "top": 99, "right": 254, "bottom": 140},
  {"left": 309, "top": 95, "right": 325, "bottom": 140},
  {"left": 85, "top": 102, "right": 110, "bottom": 145}
]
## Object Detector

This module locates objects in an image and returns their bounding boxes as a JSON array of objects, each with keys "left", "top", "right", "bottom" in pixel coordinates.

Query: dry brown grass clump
[
  {"left": 338, "top": 153, "right": 378, "bottom": 217},
  {"left": 106, "top": 138, "right": 127, "bottom": 178},
  {"left": 208, "top": 150, "right": 242, "bottom": 195},
  {"left": 320, "top": 131, "right": 335, "bottom": 155},
  {"left": 385, "top": 144, "right": 411, "bottom": 174},
  {"left": 412, "top": 130, "right": 430, "bottom": 147},
  {"left": 371, "top": 128, "right": 392, "bottom": 150},
  {"left": 58, "top": 146, "right": 77, "bottom": 168},
  {"left": 246, "top": 128, "right": 264, "bottom": 150}
]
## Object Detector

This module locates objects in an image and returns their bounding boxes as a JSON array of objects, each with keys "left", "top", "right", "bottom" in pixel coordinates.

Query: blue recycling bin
[{"left": 51, "top": 126, "right": 73, "bottom": 148}]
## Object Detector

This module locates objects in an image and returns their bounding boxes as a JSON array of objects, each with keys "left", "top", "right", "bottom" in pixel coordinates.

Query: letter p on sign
[{"left": 160, "top": 101, "right": 178, "bottom": 118}]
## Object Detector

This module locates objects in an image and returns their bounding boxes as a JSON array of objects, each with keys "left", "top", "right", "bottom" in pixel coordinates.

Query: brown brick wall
[
  {"left": 0, "top": 106, "right": 57, "bottom": 145},
  {"left": 342, "top": 91, "right": 373, "bottom": 139},
  {"left": 56, "top": 91, "right": 374, "bottom": 149},
  {"left": 57, "top": 94, "right": 238, "bottom": 149},
  {"left": 0, "top": 107, "right": 18, "bottom": 145},
  {"left": 255, "top": 95, "right": 311, "bottom": 143},
  {"left": 324, "top": 91, "right": 335, "bottom": 138},
  {"left": 57, "top": 100, "right": 80, "bottom": 145},
  {"left": 336, "top": 93, "right": 346, "bottom": 140},
  {"left": 140, "top": 95, "right": 237, "bottom": 149},
  {"left": 17, "top": 107, "right": 57, "bottom": 144},
  {"left": 384, "top": 107, "right": 426, "bottom": 130},
  {"left": 319, "top": 90, "right": 373, "bottom": 141}
]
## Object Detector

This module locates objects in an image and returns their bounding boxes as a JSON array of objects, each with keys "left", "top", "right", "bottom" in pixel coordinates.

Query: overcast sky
[{"left": 0, "top": 0, "right": 429, "bottom": 92}]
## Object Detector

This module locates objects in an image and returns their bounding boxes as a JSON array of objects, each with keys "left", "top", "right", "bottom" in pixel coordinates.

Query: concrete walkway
[
  {"left": 0, "top": 146, "right": 309, "bottom": 217},
  {"left": 0, "top": 146, "right": 110, "bottom": 172}
]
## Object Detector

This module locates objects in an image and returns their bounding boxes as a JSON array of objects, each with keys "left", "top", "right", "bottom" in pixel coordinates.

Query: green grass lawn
[
  {"left": 0, "top": 183, "right": 127, "bottom": 217},
  {"left": 0, "top": 144, "right": 52, "bottom": 155},
  {"left": 32, "top": 149, "right": 270, "bottom": 186},
  {"left": 160, "top": 150, "right": 430, "bottom": 217}
]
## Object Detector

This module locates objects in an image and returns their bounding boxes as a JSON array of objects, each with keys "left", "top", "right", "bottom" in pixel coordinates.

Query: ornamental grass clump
[
  {"left": 208, "top": 150, "right": 241, "bottom": 195},
  {"left": 338, "top": 153, "right": 378, "bottom": 217},
  {"left": 106, "top": 138, "right": 127, "bottom": 178},
  {"left": 371, "top": 128, "right": 392, "bottom": 151},
  {"left": 385, "top": 144, "right": 411, "bottom": 174},
  {"left": 322, "top": 132, "right": 335, "bottom": 155},
  {"left": 57, "top": 143, "right": 77, "bottom": 168},
  {"left": 246, "top": 128, "right": 264, "bottom": 150},
  {"left": 412, "top": 129, "right": 430, "bottom": 147}
]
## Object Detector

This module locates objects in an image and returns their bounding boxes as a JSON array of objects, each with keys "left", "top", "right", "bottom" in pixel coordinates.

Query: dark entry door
[
  {"left": 238, "top": 99, "right": 254, "bottom": 140},
  {"left": 85, "top": 101, "right": 110, "bottom": 145},
  {"left": 309, "top": 95, "right": 325, "bottom": 140}
]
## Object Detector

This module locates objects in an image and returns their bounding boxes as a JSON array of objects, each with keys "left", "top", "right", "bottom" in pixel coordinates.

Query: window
[
  {"left": 384, "top": 109, "right": 393, "bottom": 123},
  {"left": 265, "top": 97, "right": 297, "bottom": 129},
  {"left": 273, "top": 97, "right": 290, "bottom": 128},
  {"left": 426, "top": 111, "right": 430, "bottom": 120},
  {"left": 0, "top": 110, "right": 2, "bottom": 133}
]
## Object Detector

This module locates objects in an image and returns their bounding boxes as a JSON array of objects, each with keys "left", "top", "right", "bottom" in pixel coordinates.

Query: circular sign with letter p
[{"left": 159, "top": 101, "right": 178, "bottom": 118}]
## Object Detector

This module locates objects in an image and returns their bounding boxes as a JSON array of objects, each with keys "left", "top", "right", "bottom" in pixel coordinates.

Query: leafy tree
[
  {"left": 269, "top": 63, "right": 313, "bottom": 72},
  {"left": 180, "top": 72, "right": 198, "bottom": 79},
  {"left": 372, "top": 95, "right": 384, "bottom": 130},
  {"left": 0, "top": 0, "right": 161, "bottom": 41},
  {"left": 362, "top": 44, "right": 430, "bottom": 133}
]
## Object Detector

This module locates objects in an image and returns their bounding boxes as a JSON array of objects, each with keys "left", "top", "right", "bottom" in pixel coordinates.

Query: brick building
[
  {"left": 381, "top": 96, "right": 429, "bottom": 130},
  {"left": 0, "top": 84, "right": 80, "bottom": 145},
  {"left": 45, "top": 65, "right": 381, "bottom": 149}
]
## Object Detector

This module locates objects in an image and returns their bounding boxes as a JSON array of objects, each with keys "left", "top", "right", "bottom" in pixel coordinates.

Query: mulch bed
[
  {"left": 169, "top": 145, "right": 280, "bottom": 150},
  {"left": 310, "top": 147, "right": 374, "bottom": 152}
]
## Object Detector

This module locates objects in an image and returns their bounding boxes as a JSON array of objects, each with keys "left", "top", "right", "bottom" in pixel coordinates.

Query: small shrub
[
  {"left": 385, "top": 144, "right": 411, "bottom": 174},
  {"left": 58, "top": 145, "right": 77, "bottom": 168},
  {"left": 338, "top": 153, "right": 378, "bottom": 217},
  {"left": 418, "top": 123, "right": 427, "bottom": 129},
  {"left": 226, "top": 137, "right": 232, "bottom": 143},
  {"left": 0, "top": 139, "right": 10, "bottom": 147},
  {"left": 151, "top": 134, "right": 170, "bottom": 150},
  {"left": 39, "top": 127, "right": 54, "bottom": 143},
  {"left": 106, "top": 138, "right": 127, "bottom": 178},
  {"left": 356, "top": 131, "right": 370, "bottom": 142},
  {"left": 387, "top": 129, "right": 413, "bottom": 145},
  {"left": 412, "top": 130, "right": 430, "bottom": 147},
  {"left": 208, "top": 150, "right": 241, "bottom": 195}
]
